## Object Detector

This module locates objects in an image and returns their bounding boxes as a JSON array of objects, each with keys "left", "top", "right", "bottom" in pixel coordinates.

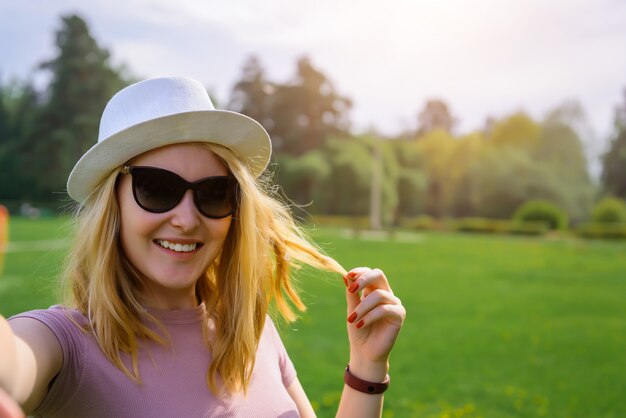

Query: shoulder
[
  {"left": 9, "top": 305, "right": 89, "bottom": 358},
  {"left": 261, "top": 315, "right": 283, "bottom": 342},
  {"left": 10, "top": 305, "right": 88, "bottom": 333}
]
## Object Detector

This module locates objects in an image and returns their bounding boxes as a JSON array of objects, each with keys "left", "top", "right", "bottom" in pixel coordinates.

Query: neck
[{"left": 139, "top": 288, "right": 199, "bottom": 310}]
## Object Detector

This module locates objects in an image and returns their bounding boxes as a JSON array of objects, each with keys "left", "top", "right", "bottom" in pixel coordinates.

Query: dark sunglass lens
[
  {"left": 195, "top": 177, "right": 237, "bottom": 218},
  {"left": 132, "top": 168, "right": 185, "bottom": 212}
]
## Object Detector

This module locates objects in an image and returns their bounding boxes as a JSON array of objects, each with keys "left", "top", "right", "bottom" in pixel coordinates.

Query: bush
[
  {"left": 399, "top": 215, "right": 437, "bottom": 230},
  {"left": 452, "top": 218, "right": 549, "bottom": 236},
  {"left": 591, "top": 197, "right": 626, "bottom": 223},
  {"left": 513, "top": 200, "right": 568, "bottom": 230},
  {"left": 307, "top": 215, "right": 371, "bottom": 230},
  {"left": 454, "top": 218, "right": 503, "bottom": 234},
  {"left": 575, "top": 223, "right": 626, "bottom": 240},
  {"left": 506, "top": 221, "right": 550, "bottom": 236}
]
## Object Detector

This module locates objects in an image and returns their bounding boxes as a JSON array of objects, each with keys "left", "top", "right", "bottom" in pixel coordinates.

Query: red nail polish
[
  {"left": 348, "top": 271, "right": 356, "bottom": 279},
  {"left": 347, "top": 312, "right": 357, "bottom": 323},
  {"left": 356, "top": 320, "right": 365, "bottom": 329},
  {"left": 348, "top": 283, "right": 359, "bottom": 293},
  {"left": 343, "top": 277, "right": 348, "bottom": 287}
]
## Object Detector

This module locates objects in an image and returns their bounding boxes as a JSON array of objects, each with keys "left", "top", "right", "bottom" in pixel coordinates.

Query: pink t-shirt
[{"left": 11, "top": 305, "right": 299, "bottom": 417}]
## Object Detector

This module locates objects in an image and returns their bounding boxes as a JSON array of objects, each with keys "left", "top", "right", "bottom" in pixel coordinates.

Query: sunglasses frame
[{"left": 120, "top": 165, "right": 239, "bottom": 219}]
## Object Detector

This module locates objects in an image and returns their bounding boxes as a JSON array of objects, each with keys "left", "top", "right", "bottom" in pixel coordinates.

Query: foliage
[
  {"left": 0, "top": 15, "right": 604, "bottom": 225},
  {"left": 0, "top": 81, "right": 42, "bottom": 202},
  {"left": 411, "top": 129, "right": 457, "bottom": 217},
  {"left": 393, "top": 106, "right": 593, "bottom": 223},
  {"left": 513, "top": 200, "right": 568, "bottom": 230},
  {"left": 390, "top": 139, "right": 427, "bottom": 218},
  {"left": 574, "top": 222, "right": 626, "bottom": 240},
  {"left": 490, "top": 112, "right": 541, "bottom": 150},
  {"left": 396, "top": 167, "right": 426, "bottom": 218},
  {"left": 398, "top": 214, "right": 437, "bottom": 230},
  {"left": 284, "top": 150, "right": 331, "bottom": 216},
  {"left": 230, "top": 56, "right": 352, "bottom": 156},
  {"left": 601, "top": 89, "right": 626, "bottom": 199},
  {"left": 228, "top": 56, "right": 273, "bottom": 127},
  {"left": 306, "top": 215, "right": 370, "bottom": 230},
  {"left": 533, "top": 114, "right": 594, "bottom": 222},
  {"left": 591, "top": 197, "right": 626, "bottom": 223},
  {"left": 0, "top": 14, "right": 129, "bottom": 204},
  {"left": 416, "top": 99, "right": 456, "bottom": 135}
]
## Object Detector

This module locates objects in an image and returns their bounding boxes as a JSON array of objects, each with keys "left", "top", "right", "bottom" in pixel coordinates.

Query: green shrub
[
  {"left": 506, "top": 221, "right": 550, "bottom": 236},
  {"left": 307, "top": 215, "right": 370, "bottom": 230},
  {"left": 591, "top": 197, "right": 626, "bottom": 223},
  {"left": 513, "top": 200, "right": 568, "bottom": 230},
  {"left": 575, "top": 223, "right": 626, "bottom": 240},
  {"left": 454, "top": 218, "right": 501, "bottom": 234},
  {"left": 399, "top": 215, "right": 436, "bottom": 230},
  {"left": 452, "top": 218, "right": 548, "bottom": 236}
]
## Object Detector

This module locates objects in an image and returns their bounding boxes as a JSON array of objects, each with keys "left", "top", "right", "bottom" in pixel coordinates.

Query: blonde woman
[{"left": 0, "top": 77, "right": 405, "bottom": 418}]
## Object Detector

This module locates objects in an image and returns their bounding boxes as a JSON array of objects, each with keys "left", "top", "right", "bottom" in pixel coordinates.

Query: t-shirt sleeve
[
  {"left": 9, "top": 306, "right": 87, "bottom": 414},
  {"left": 265, "top": 317, "right": 297, "bottom": 388}
]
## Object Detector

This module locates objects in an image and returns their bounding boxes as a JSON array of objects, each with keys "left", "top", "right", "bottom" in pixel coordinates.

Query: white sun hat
[{"left": 66, "top": 76, "right": 271, "bottom": 203}]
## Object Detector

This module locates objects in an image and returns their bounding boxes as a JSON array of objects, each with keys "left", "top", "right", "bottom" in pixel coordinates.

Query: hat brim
[{"left": 67, "top": 110, "right": 271, "bottom": 203}]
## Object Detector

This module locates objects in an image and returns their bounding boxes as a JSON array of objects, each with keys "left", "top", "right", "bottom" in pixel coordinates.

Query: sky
[{"left": 1, "top": 0, "right": 625, "bottom": 175}]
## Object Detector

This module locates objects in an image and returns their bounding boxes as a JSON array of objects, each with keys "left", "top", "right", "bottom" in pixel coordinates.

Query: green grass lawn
[{"left": 1, "top": 217, "right": 625, "bottom": 417}]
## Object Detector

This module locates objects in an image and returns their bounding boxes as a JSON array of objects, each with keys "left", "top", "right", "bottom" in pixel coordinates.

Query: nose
[{"left": 169, "top": 190, "right": 200, "bottom": 231}]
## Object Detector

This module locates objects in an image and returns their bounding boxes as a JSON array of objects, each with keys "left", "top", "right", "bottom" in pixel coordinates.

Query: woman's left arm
[
  {"left": 336, "top": 267, "right": 406, "bottom": 418},
  {"left": 286, "top": 377, "right": 316, "bottom": 418}
]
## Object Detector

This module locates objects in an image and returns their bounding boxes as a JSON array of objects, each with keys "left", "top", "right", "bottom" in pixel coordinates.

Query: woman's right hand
[{"left": 0, "top": 387, "right": 24, "bottom": 418}]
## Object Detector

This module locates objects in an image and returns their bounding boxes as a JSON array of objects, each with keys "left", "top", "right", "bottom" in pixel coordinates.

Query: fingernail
[
  {"left": 348, "top": 283, "right": 359, "bottom": 293},
  {"left": 348, "top": 271, "right": 356, "bottom": 279},
  {"left": 343, "top": 277, "right": 348, "bottom": 287},
  {"left": 347, "top": 312, "right": 358, "bottom": 323},
  {"left": 356, "top": 320, "right": 365, "bottom": 329}
]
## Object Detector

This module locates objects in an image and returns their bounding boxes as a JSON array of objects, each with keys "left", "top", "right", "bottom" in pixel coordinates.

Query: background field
[{"left": 1, "top": 217, "right": 625, "bottom": 417}]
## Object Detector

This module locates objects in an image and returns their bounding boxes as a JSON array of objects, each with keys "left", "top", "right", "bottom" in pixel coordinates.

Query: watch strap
[{"left": 344, "top": 364, "right": 390, "bottom": 394}]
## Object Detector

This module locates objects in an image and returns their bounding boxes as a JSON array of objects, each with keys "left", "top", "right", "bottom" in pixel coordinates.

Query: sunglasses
[{"left": 120, "top": 166, "right": 239, "bottom": 219}]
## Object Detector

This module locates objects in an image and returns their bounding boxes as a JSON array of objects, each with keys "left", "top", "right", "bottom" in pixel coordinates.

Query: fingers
[
  {"left": 343, "top": 267, "right": 405, "bottom": 328},
  {"left": 345, "top": 267, "right": 392, "bottom": 296},
  {"left": 346, "top": 289, "right": 403, "bottom": 329}
]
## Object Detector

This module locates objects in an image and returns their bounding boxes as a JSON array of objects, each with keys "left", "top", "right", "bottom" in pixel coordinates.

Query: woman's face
[{"left": 117, "top": 143, "right": 233, "bottom": 309}]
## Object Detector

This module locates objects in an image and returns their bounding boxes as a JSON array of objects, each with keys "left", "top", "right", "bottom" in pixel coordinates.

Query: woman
[{"left": 0, "top": 77, "right": 405, "bottom": 417}]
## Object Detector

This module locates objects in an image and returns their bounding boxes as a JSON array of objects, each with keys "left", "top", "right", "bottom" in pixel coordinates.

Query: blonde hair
[{"left": 63, "top": 142, "right": 346, "bottom": 395}]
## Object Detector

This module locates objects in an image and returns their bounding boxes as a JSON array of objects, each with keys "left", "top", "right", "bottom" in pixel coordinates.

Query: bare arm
[
  {"left": 286, "top": 377, "right": 316, "bottom": 418},
  {"left": 336, "top": 268, "right": 406, "bottom": 418},
  {"left": 0, "top": 315, "right": 63, "bottom": 415}
]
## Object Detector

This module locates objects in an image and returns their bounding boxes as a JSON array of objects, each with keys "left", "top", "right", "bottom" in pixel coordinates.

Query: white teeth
[{"left": 157, "top": 240, "right": 197, "bottom": 253}]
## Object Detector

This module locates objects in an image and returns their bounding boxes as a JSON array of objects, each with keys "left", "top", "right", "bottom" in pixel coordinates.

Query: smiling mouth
[{"left": 155, "top": 240, "right": 202, "bottom": 253}]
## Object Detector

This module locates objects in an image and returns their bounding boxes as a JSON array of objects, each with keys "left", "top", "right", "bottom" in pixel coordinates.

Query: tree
[
  {"left": 534, "top": 111, "right": 594, "bottom": 221},
  {"left": 228, "top": 55, "right": 274, "bottom": 130},
  {"left": 411, "top": 130, "right": 457, "bottom": 217},
  {"left": 20, "top": 14, "right": 128, "bottom": 202},
  {"left": 471, "top": 147, "right": 565, "bottom": 219},
  {"left": 322, "top": 138, "right": 372, "bottom": 216},
  {"left": 602, "top": 89, "right": 626, "bottom": 199},
  {"left": 276, "top": 150, "right": 331, "bottom": 217},
  {"left": 489, "top": 112, "right": 541, "bottom": 150},
  {"left": 416, "top": 99, "right": 456, "bottom": 135},
  {"left": 447, "top": 132, "right": 485, "bottom": 217},
  {"left": 0, "top": 80, "right": 42, "bottom": 202},
  {"left": 391, "top": 140, "right": 427, "bottom": 218},
  {"left": 270, "top": 57, "right": 352, "bottom": 155}
]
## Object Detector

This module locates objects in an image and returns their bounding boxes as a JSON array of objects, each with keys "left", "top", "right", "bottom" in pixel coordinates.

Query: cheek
[
  {"left": 207, "top": 218, "right": 233, "bottom": 251},
  {"left": 117, "top": 179, "right": 152, "bottom": 249}
]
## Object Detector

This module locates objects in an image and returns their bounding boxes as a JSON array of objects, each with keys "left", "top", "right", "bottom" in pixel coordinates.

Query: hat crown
[{"left": 99, "top": 77, "right": 215, "bottom": 142}]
